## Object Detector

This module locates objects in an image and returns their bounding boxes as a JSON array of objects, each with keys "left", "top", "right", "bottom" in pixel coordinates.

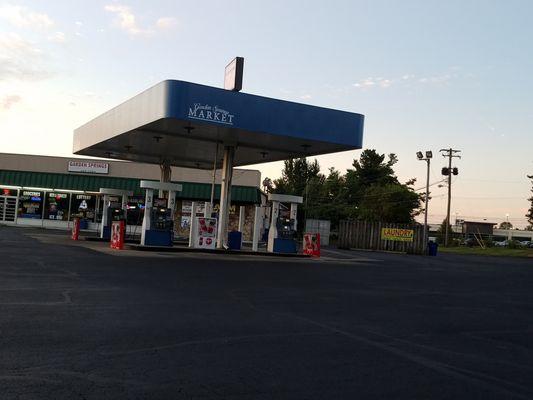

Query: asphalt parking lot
[{"left": 1, "top": 226, "right": 533, "bottom": 399}]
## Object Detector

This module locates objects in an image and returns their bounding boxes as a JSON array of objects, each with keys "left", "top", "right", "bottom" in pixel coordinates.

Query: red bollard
[
  {"left": 110, "top": 220, "right": 125, "bottom": 250},
  {"left": 303, "top": 232, "right": 320, "bottom": 257},
  {"left": 71, "top": 218, "right": 80, "bottom": 241}
]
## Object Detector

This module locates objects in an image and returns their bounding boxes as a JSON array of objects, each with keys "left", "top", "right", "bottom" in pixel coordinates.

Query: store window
[
  {"left": 71, "top": 194, "right": 96, "bottom": 222},
  {"left": 18, "top": 190, "right": 43, "bottom": 219},
  {"left": 1, "top": 188, "right": 18, "bottom": 197},
  {"left": 44, "top": 192, "right": 70, "bottom": 221}
]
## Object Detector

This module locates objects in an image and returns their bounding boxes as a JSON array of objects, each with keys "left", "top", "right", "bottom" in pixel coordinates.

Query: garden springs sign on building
[
  {"left": 188, "top": 103, "right": 235, "bottom": 126},
  {"left": 68, "top": 160, "right": 109, "bottom": 174}
]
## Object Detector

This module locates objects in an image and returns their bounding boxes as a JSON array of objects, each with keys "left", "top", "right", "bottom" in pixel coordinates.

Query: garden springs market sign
[
  {"left": 188, "top": 103, "right": 235, "bottom": 126},
  {"left": 68, "top": 160, "right": 109, "bottom": 174}
]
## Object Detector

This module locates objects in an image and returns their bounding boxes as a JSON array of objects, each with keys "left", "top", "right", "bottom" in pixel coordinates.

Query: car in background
[
  {"left": 461, "top": 238, "right": 476, "bottom": 247},
  {"left": 494, "top": 240, "right": 508, "bottom": 247}
]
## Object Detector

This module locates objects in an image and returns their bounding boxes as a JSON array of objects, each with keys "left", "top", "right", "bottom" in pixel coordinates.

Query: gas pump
[
  {"left": 267, "top": 194, "right": 303, "bottom": 253},
  {"left": 152, "top": 198, "right": 174, "bottom": 230},
  {"left": 140, "top": 180, "right": 182, "bottom": 246},
  {"left": 99, "top": 188, "right": 133, "bottom": 240}
]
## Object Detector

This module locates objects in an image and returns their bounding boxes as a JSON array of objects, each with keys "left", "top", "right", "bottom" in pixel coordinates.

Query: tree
[
  {"left": 357, "top": 183, "right": 422, "bottom": 223},
  {"left": 344, "top": 150, "right": 400, "bottom": 208},
  {"left": 270, "top": 150, "right": 422, "bottom": 230},
  {"left": 271, "top": 158, "right": 324, "bottom": 234},
  {"left": 527, "top": 174, "right": 533, "bottom": 229},
  {"left": 262, "top": 177, "right": 273, "bottom": 193},
  {"left": 271, "top": 158, "right": 322, "bottom": 196},
  {"left": 343, "top": 149, "right": 421, "bottom": 222},
  {"left": 307, "top": 167, "right": 350, "bottom": 227},
  {"left": 436, "top": 218, "right": 453, "bottom": 244},
  {"left": 345, "top": 149, "right": 398, "bottom": 191},
  {"left": 499, "top": 221, "right": 513, "bottom": 230}
]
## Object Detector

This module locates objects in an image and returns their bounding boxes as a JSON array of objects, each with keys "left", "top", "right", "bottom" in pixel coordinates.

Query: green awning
[{"left": 0, "top": 170, "right": 261, "bottom": 203}]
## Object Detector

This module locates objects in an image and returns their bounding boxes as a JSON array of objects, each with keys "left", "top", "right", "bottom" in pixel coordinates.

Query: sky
[{"left": 0, "top": 0, "right": 532, "bottom": 227}]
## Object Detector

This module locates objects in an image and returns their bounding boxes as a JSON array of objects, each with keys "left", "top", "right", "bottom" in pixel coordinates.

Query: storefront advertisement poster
[{"left": 195, "top": 217, "right": 217, "bottom": 249}]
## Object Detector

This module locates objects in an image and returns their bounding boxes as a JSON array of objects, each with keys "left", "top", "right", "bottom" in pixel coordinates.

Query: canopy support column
[
  {"left": 140, "top": 189, "right": 153, "bottom": 246},
  {"left": 159, "top": 161, "right": 171, "bottom": 198},
  {"left": 217, "top": 145, "right": 235, "bottom": 249},
  {"left": 100, "top": 194, "right": 110, "bottom": 239},
  {"left": 189, "top": 202, "right": 198, "bottom": 248},
  {"left": 252, "top": 206, "right": 262, "bottom": 252}
]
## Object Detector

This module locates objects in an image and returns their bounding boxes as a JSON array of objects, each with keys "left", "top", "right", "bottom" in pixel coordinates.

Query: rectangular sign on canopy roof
[{"left": 73, "top": 80, "right": 364, "bottom": 169}]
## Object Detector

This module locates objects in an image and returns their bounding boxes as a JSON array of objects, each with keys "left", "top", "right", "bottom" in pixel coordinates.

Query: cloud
[
  {"left": 156, "top": 17, "right": 177, "bottom": 30},
  {"left": 0, "top": 4, "right": 54, "bottom": 30},
  {"left": 418, "top": 74, "right": 452, "bottom": 85},
  {"left": 104, "top": 4, "right": 153, "bottom": 36},
  {"left": 1, "top": 94, "right": 21, "bottom": 109},
  {"left": 48, "top": 31, "right": 66, "bottom": 43},
  {"left": 104, "top": 4, "right": 177, "bottom": 37},
  {"left": 353, "top": 77, "right": 392, "bottom": 89},
  {"left": 352, "top": 69, "right": 462, "bottom": 91},
  {"left": 0, "top": 33, "right": 50, "bottom": 81},
  {"left": 300, "top": 94, "right": 312, "bottom": 100}
]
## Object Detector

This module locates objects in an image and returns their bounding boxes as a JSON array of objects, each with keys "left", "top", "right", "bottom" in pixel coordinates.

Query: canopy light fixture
[{"left": 184, "top": 125, "right": 195, "bottom": 133}]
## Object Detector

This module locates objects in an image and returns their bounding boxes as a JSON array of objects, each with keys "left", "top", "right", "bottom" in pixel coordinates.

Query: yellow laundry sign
[{"left": 381, "top": 228, "right": 414, "bottom": 242}]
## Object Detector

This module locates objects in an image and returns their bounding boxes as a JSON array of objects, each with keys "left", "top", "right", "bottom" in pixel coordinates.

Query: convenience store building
[{"left": 0, "top": 152, "right": 263, "bottom": 239}]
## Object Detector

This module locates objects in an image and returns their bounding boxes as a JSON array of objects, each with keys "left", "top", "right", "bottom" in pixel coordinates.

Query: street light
[
  {"left": 417, "top": 151, "right": 432, "bottom": 250},
  {"left": 506, "top": 213, "right": 511, "bottom": 240}
]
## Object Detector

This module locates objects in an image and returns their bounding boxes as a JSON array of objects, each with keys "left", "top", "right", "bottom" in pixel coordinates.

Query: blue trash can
[
  {"left": 428, "top": 241, "right": 438, "bottom": 256},
  {"left": 79, "top": 219, "right": 88, "bottom": 230},
  {"left": 227, "top": 231, "right": 242, "bottom": 250}
]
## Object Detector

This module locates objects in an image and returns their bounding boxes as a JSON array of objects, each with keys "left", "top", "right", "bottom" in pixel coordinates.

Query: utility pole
[{"left": 439, "top": 148, "right": 461, "bottom": 246}]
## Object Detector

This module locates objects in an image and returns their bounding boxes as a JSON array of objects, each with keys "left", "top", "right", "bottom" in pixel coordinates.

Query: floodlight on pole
[{"left": 417, "top": 150, "right": 432, "bottom": 252}]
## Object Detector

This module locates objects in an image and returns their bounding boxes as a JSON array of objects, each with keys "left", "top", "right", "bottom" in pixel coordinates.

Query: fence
[
  {"left": 338, "top": 220, "right": 427, "bottom": 255},
  {"left": 305, "top": 219, "right": 331, "bottom": 246}
]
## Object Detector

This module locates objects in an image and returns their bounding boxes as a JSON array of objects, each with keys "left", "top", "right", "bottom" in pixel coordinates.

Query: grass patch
[{"left": 439, "top": 246, "right": 533, "bottom": 258}]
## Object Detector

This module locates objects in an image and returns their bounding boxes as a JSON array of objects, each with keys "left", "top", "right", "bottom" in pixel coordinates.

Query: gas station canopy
[{"left": 73, "top": 80, "right": 364, "bottom": 169}]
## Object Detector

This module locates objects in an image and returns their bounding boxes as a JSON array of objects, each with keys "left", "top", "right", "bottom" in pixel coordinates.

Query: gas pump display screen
[
  {"left": 277, "top": 217, "right": 296, "bottom": 239},
  {"left": 154, "top": 198, "right": 167, "bottom": 207},
  {"left": 152, "top": 205, "right": 173, "bottom": 231}
]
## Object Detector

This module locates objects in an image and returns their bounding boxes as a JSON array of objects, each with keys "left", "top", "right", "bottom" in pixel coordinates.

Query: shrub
[{"left": 508, "top": 240, "right": 521, "bottom": 249}]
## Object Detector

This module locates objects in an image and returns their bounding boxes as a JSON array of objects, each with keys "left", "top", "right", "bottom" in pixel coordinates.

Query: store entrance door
[{"left": 0, "top": 196, "right": 17, "bottom": 222}]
